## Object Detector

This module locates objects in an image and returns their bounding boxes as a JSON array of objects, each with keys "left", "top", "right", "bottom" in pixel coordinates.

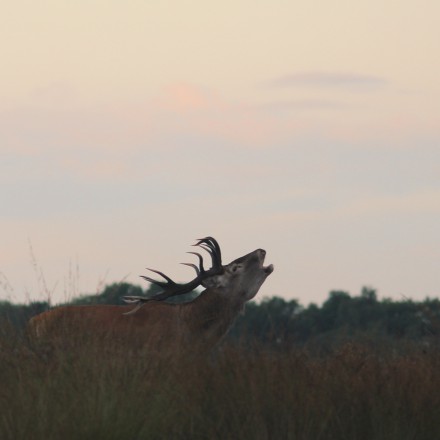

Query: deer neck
[{"left": 181, "top": 289, "right": 244, "bottom": 348}]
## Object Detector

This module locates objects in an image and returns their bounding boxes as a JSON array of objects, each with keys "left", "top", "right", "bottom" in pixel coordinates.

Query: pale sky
[{"left": 1, "top": 0, "right": 439, "bottom": 305}]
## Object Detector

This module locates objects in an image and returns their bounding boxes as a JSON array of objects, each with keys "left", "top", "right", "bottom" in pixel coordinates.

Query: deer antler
[{"left": 123, "top": 237, "right": 224, "bottom": 314}]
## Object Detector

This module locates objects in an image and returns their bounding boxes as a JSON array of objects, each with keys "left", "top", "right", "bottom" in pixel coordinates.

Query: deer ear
[{"left": 202, "top": 274, "right": 226, "bottom": 289}]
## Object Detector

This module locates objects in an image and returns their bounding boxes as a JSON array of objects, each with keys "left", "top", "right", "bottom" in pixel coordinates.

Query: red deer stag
[{"left": 28, "top": 237, "right": 274, "bottom": 352}]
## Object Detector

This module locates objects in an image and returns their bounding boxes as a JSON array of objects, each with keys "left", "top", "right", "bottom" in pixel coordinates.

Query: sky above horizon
[{"left": 1, "top": 1, "right": 439, "bottom": 305}]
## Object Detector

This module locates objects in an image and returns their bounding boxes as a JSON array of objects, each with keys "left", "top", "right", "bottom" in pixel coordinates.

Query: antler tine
[
  {"left": 197, "top": 243, "right": 213, "bottom": 255},
  {"left": 140, "top": 275, "right": 168, "bottom": 288},
  {"left": 196, "top": 236, "right": 221, "bottom": 255},
  {"left": 195, "top": 237, "right": 216, "bottom": 249},
  {"left": 195, "top": 237, "right": 222, "bottom": 268},
  {"left": 180, "top": 262, "right": 200, "bottom": 276},
  {"left": 145, "top": 268, "right": 176, "bottom": 284},
  {"left": 193, "top": 241, "right": 219, "bottom": 268},
  {"left": 187, "top": 251, "right": 205, "bottom": 273},
  {"left": 123, "top": 296, "right": 148, "bottom": 303},
  {"left": 197, "top": 244, "right": 218, "bottom": 268},
  {"left": 204, "top": 236, "right": 222, "bottom": 261},
  {"left": 139, "top": 267, "right": 177, "bottom": 288},
  {"left": 122, "top": 300, "right": 146, "bottom": 315}
]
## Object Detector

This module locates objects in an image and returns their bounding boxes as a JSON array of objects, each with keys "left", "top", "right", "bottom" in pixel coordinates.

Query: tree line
[{"left": 1, "top": 283, "right": 439, "bottom": 350}]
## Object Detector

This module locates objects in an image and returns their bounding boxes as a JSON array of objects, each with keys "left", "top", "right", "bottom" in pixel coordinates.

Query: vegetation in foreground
[
  {"left": 1, "top": 322, "right": 440, "bottom": 440},
  {"left": 1, "top": 284, "right": 440, "bottom": 439}
]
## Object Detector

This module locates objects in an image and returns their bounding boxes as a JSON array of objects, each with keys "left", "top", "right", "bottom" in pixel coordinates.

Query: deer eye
[{"left": 231, "top": 264, "right": 242, "bottom": 273}]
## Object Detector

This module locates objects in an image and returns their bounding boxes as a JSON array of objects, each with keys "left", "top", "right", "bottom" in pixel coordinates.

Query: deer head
[
  {"left": 123, "top": 237, "right": 274, "bottom": 312},
  {"left": 202, "top": 248, "right": 273, "bottom": 300}
]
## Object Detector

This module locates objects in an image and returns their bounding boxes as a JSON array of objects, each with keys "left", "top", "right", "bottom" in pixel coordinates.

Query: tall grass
[{"left": 1, "top": 320, "right": 440, "bottom": 440}]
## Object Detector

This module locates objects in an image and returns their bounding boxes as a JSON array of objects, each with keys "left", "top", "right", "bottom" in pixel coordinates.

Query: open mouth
[
  {"left": 259, "top": 250, "right": 274, "bottom": 275},
  {"left": 264, "top": 264, "right": 274, "bottom": 275}
]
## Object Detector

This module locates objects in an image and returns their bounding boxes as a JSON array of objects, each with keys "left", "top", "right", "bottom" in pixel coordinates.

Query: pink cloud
[
  {"left": 157, "top": 82, "right": 215, "bottom": 113},
  {"left": 152, "top": 82, "right": 300, "bottom": 147}
]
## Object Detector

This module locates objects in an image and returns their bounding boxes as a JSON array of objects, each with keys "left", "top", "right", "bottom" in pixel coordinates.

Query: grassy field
[{"left": 1, "top": 321, "right": 440, "bottom": 440}]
